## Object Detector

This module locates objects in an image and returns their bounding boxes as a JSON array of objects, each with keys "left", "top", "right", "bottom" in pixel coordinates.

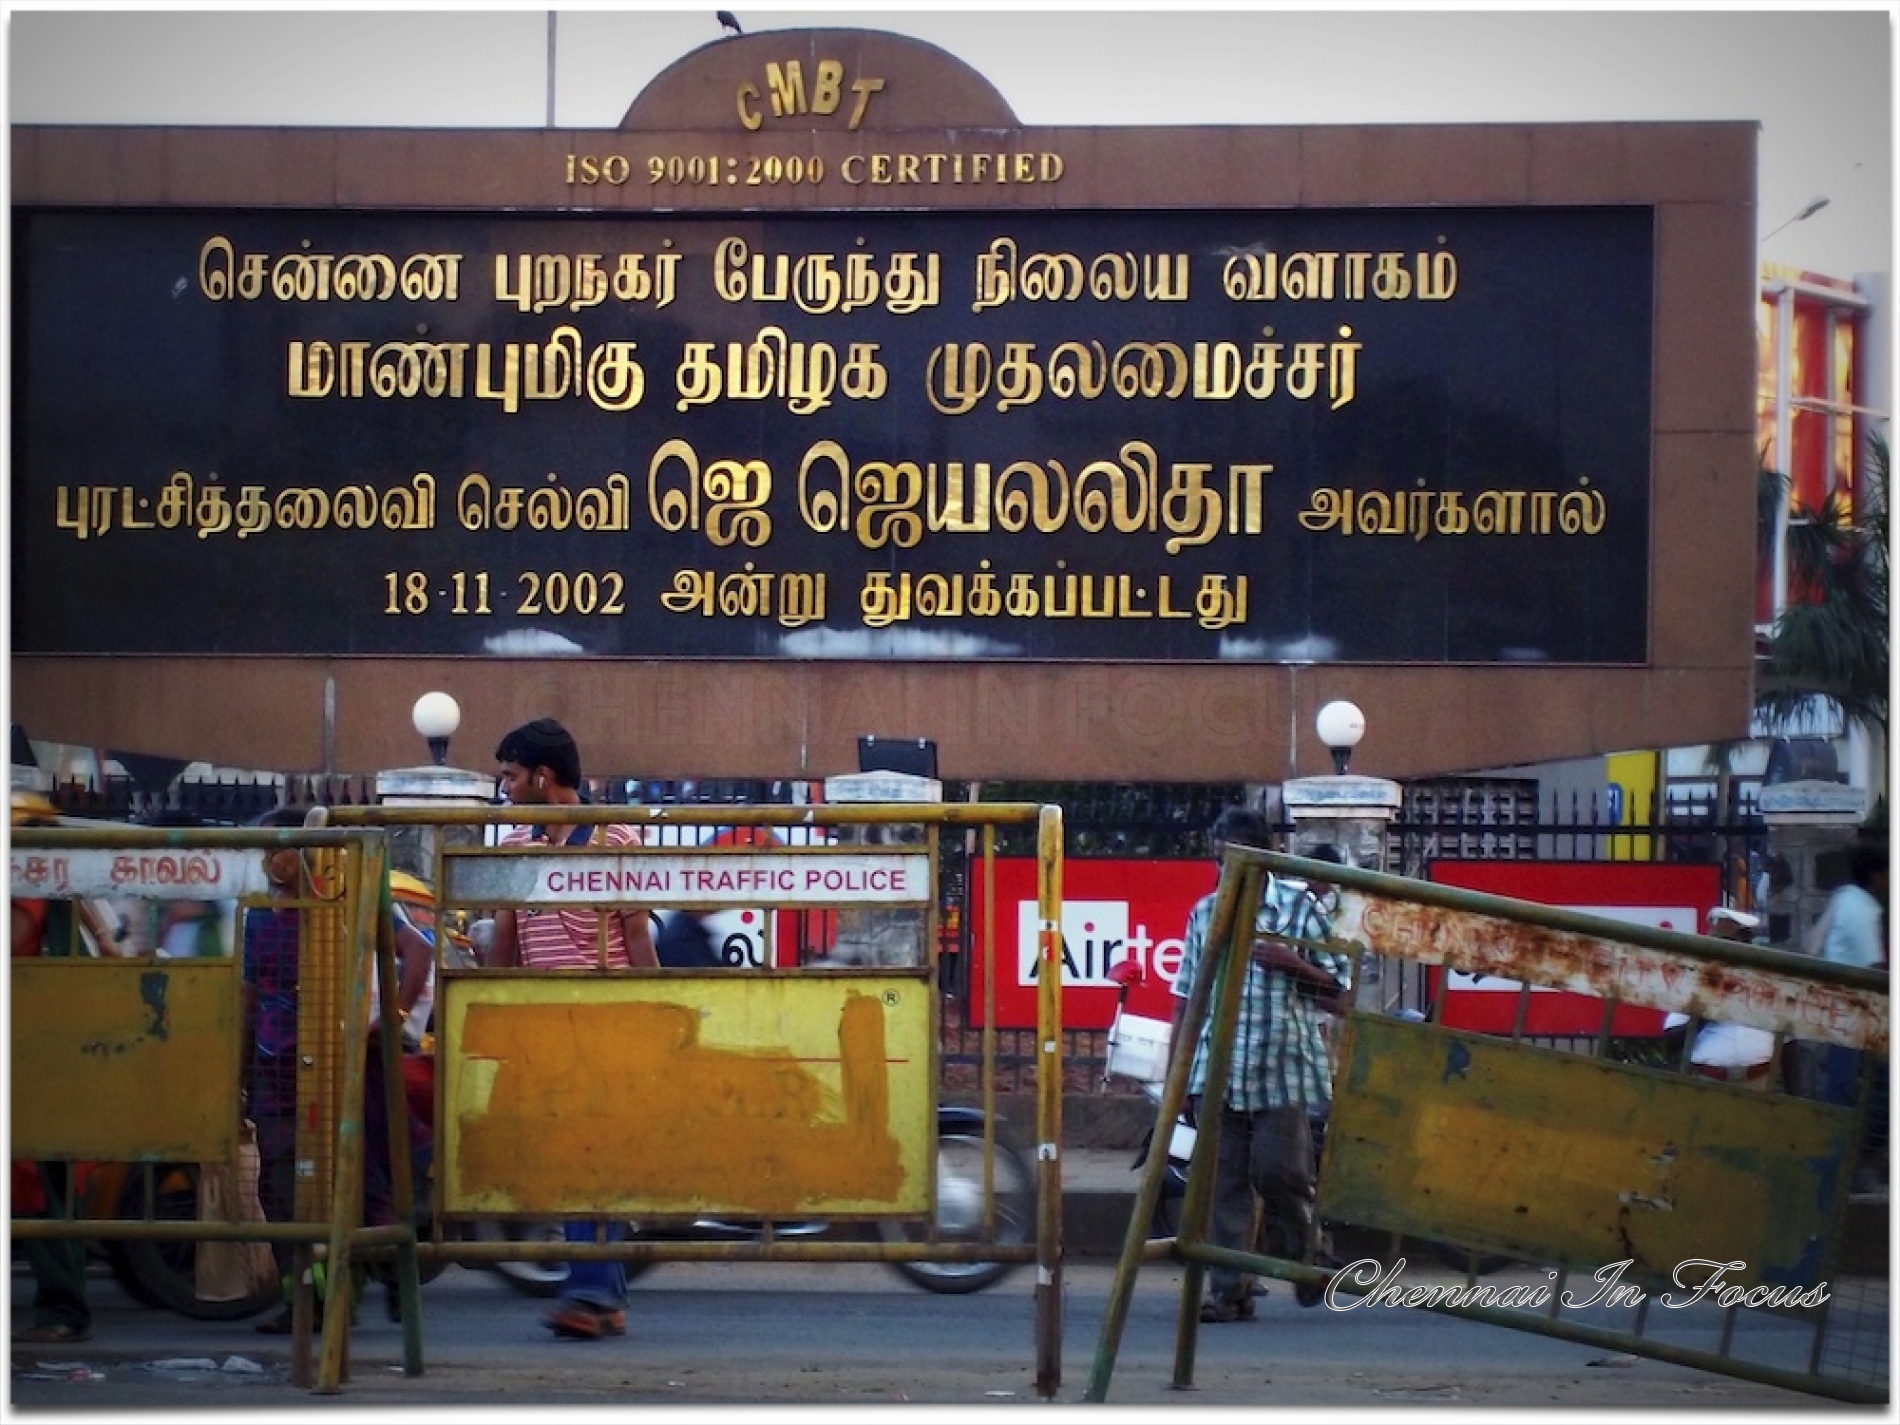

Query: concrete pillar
[
  {"left": 1757, "top": 778, "right": 1869, "bottom": 950},
  {"left": 373, "top": 763, "right": 495, "bottom": 883},
  {"left": 819, "top": 770, "right": 942, "bottom": 967},
  {"left": 1280, "top": 774, "right": 1403, "bottom": 872},
  {"left": 1282, "top": 773, "right": 1403, "bottom": 1012}
]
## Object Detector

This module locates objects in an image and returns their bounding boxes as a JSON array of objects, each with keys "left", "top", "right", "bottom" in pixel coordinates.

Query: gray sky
[{"left": 4, "top": 5, "right": 1892, "bottom": 280}]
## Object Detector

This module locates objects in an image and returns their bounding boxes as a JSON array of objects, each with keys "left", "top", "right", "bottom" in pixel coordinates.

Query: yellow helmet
[
  {"left": 11, "top": 791, "right": 60, "bottom": 827},
  {"left": 387, "top": 869, "right": 469, "bottom": 950},
  {"left": 388, "top": 870, "right": 434, "bottom": 906}
]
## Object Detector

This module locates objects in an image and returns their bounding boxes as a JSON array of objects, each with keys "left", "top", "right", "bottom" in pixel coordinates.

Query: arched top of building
[{"left": 619, "top": 27, "right": 1019, "bottom": 131}]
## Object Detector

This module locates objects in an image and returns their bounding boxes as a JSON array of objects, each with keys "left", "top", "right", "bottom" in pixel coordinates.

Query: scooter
[
  {"left": 57, "top": 1160, "right": 282, "bottom": 1323},
  {"left": 468, "top": 1105, "right": 1034, "bottom": 1297},
  {"left": 1102, "top": 960, "right": 1191, "bottom": 1239}
]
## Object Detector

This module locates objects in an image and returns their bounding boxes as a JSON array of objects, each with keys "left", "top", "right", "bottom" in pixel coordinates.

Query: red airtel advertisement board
[
  {"left": 966, "top": 857, "right": 1721, "bottom": 1036},
  {"left": 1425, "top": 860, "right": 1722, "bottom": 1037},
  {"left": 966, "top": 857, "right": 1214, "bottom": 1030}
]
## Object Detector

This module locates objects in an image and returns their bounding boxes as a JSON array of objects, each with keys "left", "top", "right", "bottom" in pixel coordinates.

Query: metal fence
[
  {"left": 313, "top": 798, "right": 1070, "bottom": 1399},
  {"left": 945, "top": 777, "right": 1774, "bottom": 1093},
  {"left": 36, "top": 771, "right": 1779, "bottom": 1096}
]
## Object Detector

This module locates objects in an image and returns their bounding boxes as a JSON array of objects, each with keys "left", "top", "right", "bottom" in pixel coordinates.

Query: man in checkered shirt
[{"left": 1170, "top": 809, "right": 1351, "bottom": 1320}]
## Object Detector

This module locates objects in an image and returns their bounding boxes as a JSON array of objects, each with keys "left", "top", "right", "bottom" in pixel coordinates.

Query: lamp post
[
  {"left": 1287, "top": 696, "right": 1394, "bottom": 867},
  {"left": 1315, "top": 699, "right": 1366, "bottom": 777},
  {"left": 1285, "top": 699, "right": 1400, "bottom": 1003},
  {"left": 378, "top": 692, "right": 487, "bottom": 880},
  {"left": 411, "top": 692, "right": 461, "bottom": 767},
  {"left": 1761, "top": 194, "right": 1830, "bottom": 243}
]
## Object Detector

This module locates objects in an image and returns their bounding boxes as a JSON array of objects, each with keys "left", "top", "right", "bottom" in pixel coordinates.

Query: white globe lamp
[
  {"left": 1315, "top": 700, "right": 1366, "bottom": 776},
  {"left": 412, "top": 691, "right": 462, "bottom": 767}
]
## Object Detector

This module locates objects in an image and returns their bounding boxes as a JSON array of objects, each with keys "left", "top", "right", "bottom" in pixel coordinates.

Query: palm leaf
[{"left": 1755, "top": 431, "right": 1890, "bottom": 741}]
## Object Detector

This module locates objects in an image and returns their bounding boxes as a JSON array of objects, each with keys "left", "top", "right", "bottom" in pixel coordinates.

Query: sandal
[
  {"left": 1297, "top": 1253, "right": 1344, "bottom": 1309},
  {"left": 14, "top": 1322, "right": 91, "bottom": 1345},
  {"left": 1198, "top": 1295, "right": 1255, "bottom": 1323},
  {"left": 544, "top": 1303, "right": 626, "bottom": 1340}
]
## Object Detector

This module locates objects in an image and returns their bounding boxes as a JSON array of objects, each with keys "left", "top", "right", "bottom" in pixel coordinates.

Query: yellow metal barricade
[
  {"left": 319, "top": 800, "right": 1069, "bottom": 1400},
  {"left": 1089, "top": 847, "right": 1889, "bottom": 1406},
  {"left": 9, "top": 821, "right": 420, "bottom": 1393}
]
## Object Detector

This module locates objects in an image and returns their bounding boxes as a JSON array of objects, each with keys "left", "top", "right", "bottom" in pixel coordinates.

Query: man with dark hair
[
  {"left": 484, "top": 717, "right": 656, "bottom": 973},
  {"left": 493, "top": 718, "right": 584, "bottom": 797},
  {"left": 484, "top": 717, "right": 656, "bottom": 1341},
  {"left": 1170, "top": 815, "right": 1351, "bottom": 1319}
]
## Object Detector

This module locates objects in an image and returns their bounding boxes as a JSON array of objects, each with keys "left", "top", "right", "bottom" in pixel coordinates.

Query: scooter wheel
[
  {"left": 880, "top": 1130, "right": 1033, "bottom": 1295},
  {"left": 113, "top": 1163, "right": 280, "bottom": 1322},
  {"left": 465, "top": 1220, "right": 570, "bottom": 1297}
]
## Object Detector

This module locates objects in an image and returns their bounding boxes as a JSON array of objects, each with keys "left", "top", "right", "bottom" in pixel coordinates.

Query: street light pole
[
  {"left": 1761, "top": 194, "right": 1830, "bottom": 244},
  {"left": 378, "top": 691, "right": 489, "bottom": 881}
]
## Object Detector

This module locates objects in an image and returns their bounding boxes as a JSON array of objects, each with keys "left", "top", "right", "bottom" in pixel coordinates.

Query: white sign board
[
  {"left": 10, "top": 848, "right": 275, "bottom": 902},
  {"left": 446, "top": 850, "right": 932, "bottom": 909}
]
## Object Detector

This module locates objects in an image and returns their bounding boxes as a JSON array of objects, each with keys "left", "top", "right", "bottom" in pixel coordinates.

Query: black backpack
[{"left": 653, "top": 910, "right": 722, "bottom": 969}]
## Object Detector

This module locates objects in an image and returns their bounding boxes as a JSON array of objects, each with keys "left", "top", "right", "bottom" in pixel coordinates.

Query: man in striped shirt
[
  {"left": 1170, "top": 810, "right": 1350, "bottom": 1321},
  {"left": 484, "top": 717, "right": 656, "bottom": 1342},
  {"left": 484, "top": 717, "right": 658, "bottom": 972}
]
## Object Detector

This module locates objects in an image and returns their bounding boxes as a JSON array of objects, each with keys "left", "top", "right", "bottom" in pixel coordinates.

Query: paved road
[{"left": 10, "top": 1257, "right": 1852, "bottom": 1412}]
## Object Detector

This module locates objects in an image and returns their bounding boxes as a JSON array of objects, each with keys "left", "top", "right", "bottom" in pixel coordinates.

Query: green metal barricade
[
  {"left": 1089, "top": 847, "right": 1888, "bottom": 1405},
  {"left": 10, "top": 820, "right": 421, "bottom": 1393}
]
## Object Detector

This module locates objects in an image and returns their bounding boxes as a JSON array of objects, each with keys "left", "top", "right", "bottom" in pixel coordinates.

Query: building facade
[{"left": 12, "top": 27, "right": 1763, "bottom": 792}]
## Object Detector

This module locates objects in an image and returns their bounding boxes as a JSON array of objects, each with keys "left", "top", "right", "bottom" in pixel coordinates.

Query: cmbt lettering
[{"left": 736, "top": 58, "right": 886, "bottom": 133}]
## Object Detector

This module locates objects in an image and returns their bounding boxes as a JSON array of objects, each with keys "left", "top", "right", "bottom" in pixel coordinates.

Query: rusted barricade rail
[
  {"left": 1090, "top": 847, "right": 1888, "bottom": 1406},
  {"left": 317, "top": 800, "right": 1069, "bottom": 1400},
  {"left": 10, "top": 821, "right": 418, "bottom": 1393}
]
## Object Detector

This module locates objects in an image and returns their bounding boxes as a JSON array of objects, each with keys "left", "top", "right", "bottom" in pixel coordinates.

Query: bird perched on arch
[{"left": 717, "top": 11, "right": 742, "bottom": 36}]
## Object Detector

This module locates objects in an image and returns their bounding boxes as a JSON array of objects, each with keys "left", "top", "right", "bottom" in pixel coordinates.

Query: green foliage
[{"left": 1756, "top": 431, "right": 1890, "bottom": 740}]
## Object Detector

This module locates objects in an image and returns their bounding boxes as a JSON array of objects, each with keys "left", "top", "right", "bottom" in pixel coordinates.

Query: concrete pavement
[
  {"left": 11, "top": 1133, "right": 1882, "bottom": 1411},
  {"left": 12, "top": 1256, "right": 1847, "bottom": 1411}
]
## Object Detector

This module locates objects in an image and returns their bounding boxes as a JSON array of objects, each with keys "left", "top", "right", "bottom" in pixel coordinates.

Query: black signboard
[{"left": 12, "top": 207, "right": 1651, "bottom": 663}]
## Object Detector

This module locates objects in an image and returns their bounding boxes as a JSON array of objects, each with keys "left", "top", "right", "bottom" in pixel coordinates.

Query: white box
[{"left": 1105, "top": 1012, "right": 1174, "bottom": 1085}]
